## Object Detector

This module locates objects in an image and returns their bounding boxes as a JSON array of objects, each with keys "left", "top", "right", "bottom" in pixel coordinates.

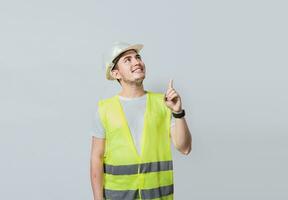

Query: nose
[{"left": 132, "top": 57, "right": 141, "bottom": 66}]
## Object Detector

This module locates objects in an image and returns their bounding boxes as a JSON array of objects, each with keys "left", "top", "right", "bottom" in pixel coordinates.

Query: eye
[
  {"left": 125, "top": 58, "right": 131, "bottom": 63},
  {"left": 136, "top": 55, "right": 142, "bottom": 60}
]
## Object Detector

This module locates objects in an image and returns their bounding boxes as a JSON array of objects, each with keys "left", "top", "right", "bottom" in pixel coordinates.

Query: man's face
[{"left": 111, "top": 49, "right": 146, "bottom": 84}]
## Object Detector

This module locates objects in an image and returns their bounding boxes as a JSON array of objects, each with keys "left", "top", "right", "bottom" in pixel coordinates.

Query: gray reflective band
[
  {"left": 140, "top": 160, "right": 173, "bottom": 173},
  {"left": 104, "top": 163, "right": 138, "bottom": 175},
  {"left": 141, "top": 184, "right": 174, "bottom": 199},
  {"left": 104, "top": 160, "right": 173, "bottom": 175},
  {"left": 104, "top": 189, "right": 139, "bottom": 200},
  {"left": 103, "top": 184, "right": 174, "bottom": 200}
]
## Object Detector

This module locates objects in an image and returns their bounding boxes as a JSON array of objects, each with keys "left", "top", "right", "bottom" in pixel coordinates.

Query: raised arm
[{"left": 170, "top": 118, "right": 192, "bottom": 155}]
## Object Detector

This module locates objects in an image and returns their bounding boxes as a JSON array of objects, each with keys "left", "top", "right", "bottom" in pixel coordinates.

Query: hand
[{"left": 164, "top": 79, "right": 182, "bottom": 113}]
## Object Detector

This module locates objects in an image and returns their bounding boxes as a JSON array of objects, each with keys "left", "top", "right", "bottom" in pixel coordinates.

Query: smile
[{"left": 133, "top": 69, "right": 143, "bottom": 73}]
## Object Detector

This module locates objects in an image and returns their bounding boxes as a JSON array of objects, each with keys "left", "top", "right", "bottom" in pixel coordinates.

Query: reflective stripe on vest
[
  {"left": 104, "top": 160, "right": 173, "bottom": 175},
  {"left": 104, "top": 184, "right": 174, "bottom": 199},
  {"left": 104, "top": 188, "right": 139, "bottom": 199}
]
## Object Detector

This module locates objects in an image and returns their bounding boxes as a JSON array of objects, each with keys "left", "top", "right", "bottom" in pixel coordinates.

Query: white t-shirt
[{"left": 90, "top": 93, "right": 175, "bottom": 155}]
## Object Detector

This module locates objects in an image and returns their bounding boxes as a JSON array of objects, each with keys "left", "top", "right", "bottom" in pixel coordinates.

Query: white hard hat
[{"left": 105, "top": 42, "right": 144, "bottom": 80}]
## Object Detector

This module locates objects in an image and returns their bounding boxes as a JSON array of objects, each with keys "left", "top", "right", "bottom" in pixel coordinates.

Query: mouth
[{"left": 132, "top": 68, "right": 144, "bottom": 73}]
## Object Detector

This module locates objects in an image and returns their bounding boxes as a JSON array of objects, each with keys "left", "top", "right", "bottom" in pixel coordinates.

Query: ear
[{"left": 110, "top": 68, "right": 121, "bottom": 79}]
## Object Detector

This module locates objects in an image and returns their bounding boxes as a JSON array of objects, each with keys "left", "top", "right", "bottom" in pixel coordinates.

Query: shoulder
[
  {"left": 148, "top": 91, "right": 165, "bottom": 100},
  {"left": 97, "top": 95, "right": 116, "bottom": 106},
  {"left": 148, "top": 91, "right": 170, "bottom": 113}
]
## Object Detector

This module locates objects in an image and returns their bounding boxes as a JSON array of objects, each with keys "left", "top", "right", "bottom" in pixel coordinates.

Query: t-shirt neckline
[{"left": 118, "top": 91, "right": 147, "bottom": 101}]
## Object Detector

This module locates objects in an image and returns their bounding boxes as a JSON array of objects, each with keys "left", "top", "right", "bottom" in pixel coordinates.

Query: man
[{"left": 90, "top": 42, "right": 192, "bottom": 200}]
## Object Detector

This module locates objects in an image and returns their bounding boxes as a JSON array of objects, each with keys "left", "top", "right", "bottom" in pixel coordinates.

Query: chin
[
  {"left": 134, "top": 76, "right": 145, "bottom": 83},
  {"left": 133, "top": 73, "right": 145, "bottom": 78}
]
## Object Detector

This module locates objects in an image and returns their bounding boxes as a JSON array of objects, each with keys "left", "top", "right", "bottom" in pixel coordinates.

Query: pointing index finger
[{"left": 168, "top": 79, "right": 173, "bottom": 89}]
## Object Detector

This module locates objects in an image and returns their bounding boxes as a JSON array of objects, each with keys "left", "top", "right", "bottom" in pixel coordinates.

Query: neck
[{"left": 118, "top": 83, "right": 146, "bottom": 98}]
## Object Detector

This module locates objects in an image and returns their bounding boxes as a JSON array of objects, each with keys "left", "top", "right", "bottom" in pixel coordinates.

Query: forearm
[
  {"left": 174, "top": 117, "right": 192, "bottom": 154},
  {"left": 90, "top": 157, "right": 104, "bottom": 200}
]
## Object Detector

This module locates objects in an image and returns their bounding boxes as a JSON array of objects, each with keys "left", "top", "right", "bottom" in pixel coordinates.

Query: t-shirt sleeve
[{"left": 89, "top": 106, "right": 106, "bottom": 138}]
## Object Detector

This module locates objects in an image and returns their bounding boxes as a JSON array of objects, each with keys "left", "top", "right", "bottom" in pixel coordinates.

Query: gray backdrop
[{"left": 1, "top": 0, "right": 287, "bottom": 199}]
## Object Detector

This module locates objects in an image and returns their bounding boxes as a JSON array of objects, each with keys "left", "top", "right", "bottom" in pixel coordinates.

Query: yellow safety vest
[{"left": 98, "top": 90, "right": 174, "bottom": 200}]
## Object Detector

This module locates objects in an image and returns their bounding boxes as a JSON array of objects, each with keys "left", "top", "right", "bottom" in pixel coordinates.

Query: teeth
[{"left": 133, "top": 69, "right": 142, "bottom": 72}]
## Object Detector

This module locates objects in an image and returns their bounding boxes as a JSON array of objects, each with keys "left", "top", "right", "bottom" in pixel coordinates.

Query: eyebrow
[{"left": 122, "top": 54, "right": 141, "bottom": 60}]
